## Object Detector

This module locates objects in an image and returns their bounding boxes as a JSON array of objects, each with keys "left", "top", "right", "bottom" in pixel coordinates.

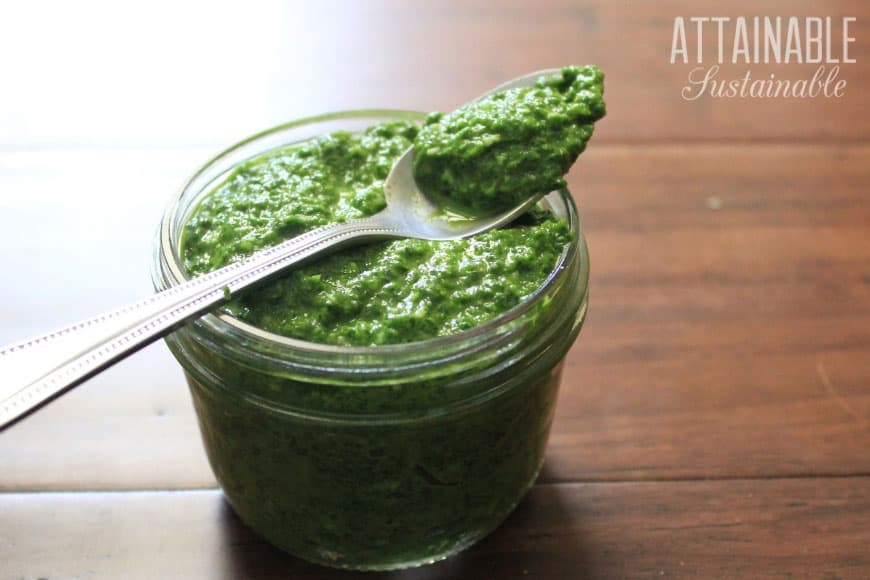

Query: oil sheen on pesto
[
  {"left": 183, "top": 122, "right": 571, "bottom": 346},
  {"left": 413, "top": 65, "right": 606, "bottom": 214}
]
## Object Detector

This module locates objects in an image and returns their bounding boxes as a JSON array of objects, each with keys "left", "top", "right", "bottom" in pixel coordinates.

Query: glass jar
[{"left": 152, "top": 110, "right": 589, "bottom": 571}]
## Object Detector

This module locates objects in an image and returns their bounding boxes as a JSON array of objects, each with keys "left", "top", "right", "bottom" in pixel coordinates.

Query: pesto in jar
[
  {"left": 170, "top": 67, "right": 604, "bottom": 570},
  {"left": 182, "top": 124, "right": 570, "bottom": 345},
  {"left": 182, "top": 67, "right": 605, "bottom": 345}
]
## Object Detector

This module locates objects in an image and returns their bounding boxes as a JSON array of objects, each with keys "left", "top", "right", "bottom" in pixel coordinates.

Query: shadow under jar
[{"left": 151, "top": 110, "right": 590, "bottom": 571}]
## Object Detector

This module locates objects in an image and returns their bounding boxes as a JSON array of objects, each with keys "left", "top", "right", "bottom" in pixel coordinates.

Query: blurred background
[
  {"left": 2, "top": 0, "right": 865, "bottom": 148},
  {"left": 1, "top": 1, "right": 868, "bottom": 577}
]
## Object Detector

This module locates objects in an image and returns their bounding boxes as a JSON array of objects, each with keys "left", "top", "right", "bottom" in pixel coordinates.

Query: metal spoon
[{"left": 0, "top": 68, "right": 560, "bottom": 430}]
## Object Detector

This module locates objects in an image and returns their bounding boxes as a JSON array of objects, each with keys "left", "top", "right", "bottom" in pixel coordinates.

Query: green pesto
[
  {"left": 172, "top": 69, "right": 604, "bottom": 570},
  {"left": 413, "top": 65, "right": 606, "bottom": 215},
  {"left": 184, "top": 361, "right": 563, "bottom": 569},
  {"left": 183, "top": 121, "right": 571, "bottom": 346}
]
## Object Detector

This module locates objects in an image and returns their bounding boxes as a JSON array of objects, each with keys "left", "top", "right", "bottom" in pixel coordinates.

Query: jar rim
[{"left": 152, "top": 109, "right": 588, "bottom": 378}]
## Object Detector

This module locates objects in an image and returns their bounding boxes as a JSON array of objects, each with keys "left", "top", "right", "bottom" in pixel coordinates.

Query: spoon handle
[{"left": 0, "top": 214, "right": 402, "bottom": 431}]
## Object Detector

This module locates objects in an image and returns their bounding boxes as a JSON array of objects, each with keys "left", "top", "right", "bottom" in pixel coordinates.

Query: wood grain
[
  {"left": 1, "top": 0, "right": 868, "bottom": 150},
  {"left": 547, "top": 143, "right": 870, "bottom": 481},
  {"left": 1, "top": 0, "right": 869, "bottom": 576},
  {"left": 2, "top": 478, "right": 867, "bottom": 579}
]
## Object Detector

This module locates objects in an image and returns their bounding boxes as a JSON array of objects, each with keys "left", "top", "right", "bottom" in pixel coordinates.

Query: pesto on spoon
[{"left": 414, "top": 65, "right": 605, "bottom": 215}]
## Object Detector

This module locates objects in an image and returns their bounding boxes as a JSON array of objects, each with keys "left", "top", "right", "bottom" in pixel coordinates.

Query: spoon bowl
[
  {"left": 379, "top": 148, "right": 546, "bottom": 240},
  {"left": 380, "top": 68, "right": 560, "bottom": 240}
]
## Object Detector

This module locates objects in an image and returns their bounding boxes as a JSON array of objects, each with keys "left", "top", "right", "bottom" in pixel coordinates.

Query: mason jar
[{"left": 151, "top": 110, "right": 589, "bottom": 571}]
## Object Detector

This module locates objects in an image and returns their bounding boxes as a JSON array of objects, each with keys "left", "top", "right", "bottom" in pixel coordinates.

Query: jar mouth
[{"left": 152, "top": 110, "right": 588, "bottom": 375}]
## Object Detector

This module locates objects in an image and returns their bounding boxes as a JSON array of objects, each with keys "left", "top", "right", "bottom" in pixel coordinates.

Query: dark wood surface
[
  {"left": 3, "top": 478, "right": 869, "bottom": 579},
  {"left": 1, "top": 1, "right": 868, "bottom": 578}
]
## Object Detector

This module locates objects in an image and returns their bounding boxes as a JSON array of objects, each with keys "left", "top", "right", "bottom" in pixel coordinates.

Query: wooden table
[{"left": 1, "top": 1, "right": 868, "bottom": 577}]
